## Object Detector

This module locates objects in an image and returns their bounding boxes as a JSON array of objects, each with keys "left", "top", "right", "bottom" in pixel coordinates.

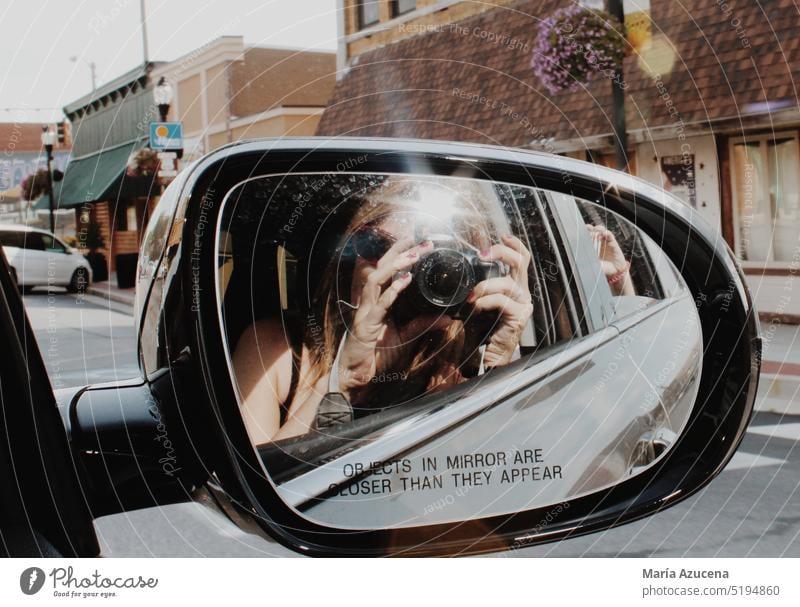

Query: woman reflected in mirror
[{"left": 232, "top": 179, "right": 534, "bottom": 443}]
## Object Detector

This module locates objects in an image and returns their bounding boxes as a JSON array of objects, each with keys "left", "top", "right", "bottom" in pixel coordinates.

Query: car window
[
  {"left": 40, "top": 234, "right": 66, "bottom": 253},
  {"left": 570, "top": 197, "right": 684, "bottom": 319},
  {"left": 503, "top": 186, "right": 582, "bottom": 344},
  {"left": 216, "top": 174, "right": 584, "bottom": 449},
  {"left": 23, "top": 232, "right": 45, "bottom": 251},
  {"left": 0, "top": 230, "right": 25, "bottom": 248}
]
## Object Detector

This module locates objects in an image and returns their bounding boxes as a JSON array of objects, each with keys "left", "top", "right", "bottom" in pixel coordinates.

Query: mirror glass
[{"left": 216, "top": 173, "right": 702, "bottom": 529}]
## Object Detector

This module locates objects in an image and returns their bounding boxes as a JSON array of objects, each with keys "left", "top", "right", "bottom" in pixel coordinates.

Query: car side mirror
[{"left": 130, "top": 139, "right": 759, "bottom": 556}]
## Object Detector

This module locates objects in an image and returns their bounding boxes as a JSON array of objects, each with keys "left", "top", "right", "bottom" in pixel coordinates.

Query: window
[
  {"left": 391, "top": 0, "right": 416, "bottom": 17},
  {"left": 0, "top": 231, "right": 24, "bottom": 248},
  {"left": 126, "top": 204, "right": 138, "bottom": 233},
  {"left": 40, "top": 234, "right": 66, "bottom": 253},
  {"left": 576, "top": 199, "right": 667, "bottom": 298},
  {"left": 730, "top": 132, "right": 800, "bottom": 263},
  {"left": 541, "top": 194, "right": 681, "bottom": 323},
  {"left": 23, "top": 232, "right": 45, "bottom": 251},
  {"left": 357, "top": 0, "right": 380, "bottom": 29}
]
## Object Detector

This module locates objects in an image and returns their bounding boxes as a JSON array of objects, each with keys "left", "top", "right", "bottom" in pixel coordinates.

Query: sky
[{"left": 0, "top": 0, "right": 338, "bottom": 123}]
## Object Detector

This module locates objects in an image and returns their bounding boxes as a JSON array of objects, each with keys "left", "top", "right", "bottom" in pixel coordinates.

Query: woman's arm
[{"left": 232, "top": 319, "right": 292, "bottom": 444}]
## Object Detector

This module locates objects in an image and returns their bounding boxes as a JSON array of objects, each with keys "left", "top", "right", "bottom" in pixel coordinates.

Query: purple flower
[{"left": 532, "top": 5, "right": 625, "bottom": 95}]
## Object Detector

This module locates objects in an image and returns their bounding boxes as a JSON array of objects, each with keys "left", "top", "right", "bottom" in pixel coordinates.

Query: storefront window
[
  {"left": 358, "top": 1, "right": 380, "bottom": 29},
  {"left": 731, "top": 132, "right": 800, "bottom": 263},
  {"left": 391, "top": 0, "right": 416, "bottom": 17}
]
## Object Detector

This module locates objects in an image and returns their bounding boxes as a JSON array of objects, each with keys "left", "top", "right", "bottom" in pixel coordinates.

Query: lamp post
[
  {"left": 41, "top": 126, "right": 56, "bottom": 233},
  {"left": 153, "top": 77, "right": 173, "bottom": 122},
  {"left": 607, "top": 0, "right": 628, "bottom": 171}
]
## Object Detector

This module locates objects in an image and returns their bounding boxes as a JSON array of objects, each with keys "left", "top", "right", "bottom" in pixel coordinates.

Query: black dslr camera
[{"left": 393, "top": 234, "right": 506, "bottom": 322}]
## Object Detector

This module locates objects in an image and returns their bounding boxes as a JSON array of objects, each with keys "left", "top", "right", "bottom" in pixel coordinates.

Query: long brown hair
[{"left": 305, "top": 176, "right": 498, "bottom": 408}]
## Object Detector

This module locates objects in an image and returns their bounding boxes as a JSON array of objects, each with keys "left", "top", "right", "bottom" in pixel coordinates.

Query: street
[
  {"left": 24, "top": 289, "right": 139, "bottom": 388},
  {"left": 513, "top": 410, "right": 800, "bottom": 557},
  {"left": 22, "top": 291, "right": 800, "bottom": 557}
]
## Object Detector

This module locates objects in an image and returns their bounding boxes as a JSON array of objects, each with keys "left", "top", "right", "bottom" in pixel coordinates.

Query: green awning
[{"left": 35, "top": 138, "right": 149, "bottom": 211}]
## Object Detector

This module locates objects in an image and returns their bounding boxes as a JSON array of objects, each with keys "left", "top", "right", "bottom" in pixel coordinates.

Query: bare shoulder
[
  {"left": 235, "top": 318, "right": 292, "bottom": 356},
  {"left": 232, "top": 318, "right": 294, "bottom": 395}
]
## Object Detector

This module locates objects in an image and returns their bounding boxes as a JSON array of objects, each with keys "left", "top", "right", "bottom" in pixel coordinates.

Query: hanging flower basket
[
  {"left": 532, "top": 5, "right": 625, "bottom": 95},
  {"left": 19, "top": 169, "right": 51, "bottom": 201}
]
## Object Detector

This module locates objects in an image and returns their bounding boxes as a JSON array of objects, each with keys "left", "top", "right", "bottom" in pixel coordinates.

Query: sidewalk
[
  {"left": 757, "top": 322, "right": 800, "bottom": 415},
  {"left": 86, "top": 272, "right": 136, "bottom": 309}
]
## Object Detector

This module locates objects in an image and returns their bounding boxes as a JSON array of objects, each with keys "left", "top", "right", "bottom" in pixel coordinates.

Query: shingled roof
[{"left": 317, "top": 0, "right": 800, "bottom": 148}]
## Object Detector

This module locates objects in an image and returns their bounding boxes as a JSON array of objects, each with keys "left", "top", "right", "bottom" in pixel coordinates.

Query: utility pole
[
  {"left": 607, "top": 0, "right": 628, "bottom": 172},
  {"left": 140, "top": 0, "right": 149, "bottom": 64}
]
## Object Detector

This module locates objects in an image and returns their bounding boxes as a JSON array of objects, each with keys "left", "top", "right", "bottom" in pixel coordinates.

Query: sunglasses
[{"left": 351, "top": 225, "right": 397, "bottom": 262}]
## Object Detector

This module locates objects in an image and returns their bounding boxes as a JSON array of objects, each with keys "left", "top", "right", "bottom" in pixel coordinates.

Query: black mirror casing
[{"left": 135, "top": 138, "right": 760, "bottom": 556}]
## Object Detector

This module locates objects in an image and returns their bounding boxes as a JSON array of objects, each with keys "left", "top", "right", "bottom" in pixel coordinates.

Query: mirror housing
[{"left": 134, "top": 138, "right": 759, "bottom": 556}]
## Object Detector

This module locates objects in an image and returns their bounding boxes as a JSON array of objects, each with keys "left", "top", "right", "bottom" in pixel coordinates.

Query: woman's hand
[
  {"left": 467, "top": 234, "right": 533, "bottom": 367},
  {"left": 336, "top": 238, "right": 444, "bottom": 397},
  {"left": 586, "top": 224, "right": 634, "bottom": 295},
  {"left": 586, "top": 224, "right": 628, "bottom": 276}
]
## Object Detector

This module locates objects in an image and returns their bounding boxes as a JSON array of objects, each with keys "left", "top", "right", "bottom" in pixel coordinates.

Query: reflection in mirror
[{"left": 216, "top": 173, "right": 701, "bottom": 530}]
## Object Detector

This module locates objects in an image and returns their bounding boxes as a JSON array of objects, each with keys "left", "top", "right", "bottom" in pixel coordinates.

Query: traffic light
[{"left": 56, "top": 121, "right": 69, "bottom": 145}]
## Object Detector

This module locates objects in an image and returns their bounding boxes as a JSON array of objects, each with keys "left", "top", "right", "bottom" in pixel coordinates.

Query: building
[
  {"left": 0, "top": 123, "right": 71, "bottom": 228},
  {"left": 150, "top": 36, "right": 336, "bottom": 161},
  {"left": 319, "top": 0, "right": 800, "bottom": 321},
  {"left": 59, "top": 63, "right": 165, "bottom": 271},
  {"left": 57, "top": 38, "right": 335, "bottom": 276}
]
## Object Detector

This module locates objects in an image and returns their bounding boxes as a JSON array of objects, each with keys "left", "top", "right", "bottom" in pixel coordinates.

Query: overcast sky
[{"left": 0, "top": 0, "right": 338, "bottom": 123}]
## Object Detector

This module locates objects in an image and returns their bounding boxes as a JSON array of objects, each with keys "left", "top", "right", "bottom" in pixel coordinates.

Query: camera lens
[{"left": 416, "top": 249, "right": 475, "bottom": 307}]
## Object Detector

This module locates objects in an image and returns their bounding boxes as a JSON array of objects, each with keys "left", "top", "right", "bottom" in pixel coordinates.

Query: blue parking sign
[{"left": 149, "top": 122, "right": 183, "bottom": 150}]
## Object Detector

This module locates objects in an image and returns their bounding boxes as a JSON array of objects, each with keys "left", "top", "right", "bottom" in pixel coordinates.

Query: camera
[{"left": 393, "top": 235, "right": 505, "bottom": 322}]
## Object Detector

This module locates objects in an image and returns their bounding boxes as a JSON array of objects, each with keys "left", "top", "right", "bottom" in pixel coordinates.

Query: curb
[{"left": 86, "top": 283, "right": 135, "bottom": 309}]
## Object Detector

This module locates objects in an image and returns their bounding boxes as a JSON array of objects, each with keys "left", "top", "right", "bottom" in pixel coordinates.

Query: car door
[
  {"left": 0, "top": 245, "right": 98, "bottom": 556},
  {"left": 40, "top": 233, "right": 75, "bottom": 286},
  {"left": 18, "top": 231, "right": 49, "bottom": 285},
  {"left": 0, "top": 230, "right": 25, "bottom": 284}
]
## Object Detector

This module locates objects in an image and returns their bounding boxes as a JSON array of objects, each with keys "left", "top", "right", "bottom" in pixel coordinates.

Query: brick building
[{"left": 319, "top": 0, "right": 800, "bottom": 321}]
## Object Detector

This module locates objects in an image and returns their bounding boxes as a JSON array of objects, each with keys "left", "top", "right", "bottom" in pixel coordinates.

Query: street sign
[{"left": 149, "top": 122, "right": 183, "bottom": 151}]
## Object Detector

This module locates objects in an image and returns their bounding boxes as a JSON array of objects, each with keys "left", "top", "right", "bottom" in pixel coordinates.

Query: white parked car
[{"left": 0, "top": 224, "right": 92, "bottom": 293}]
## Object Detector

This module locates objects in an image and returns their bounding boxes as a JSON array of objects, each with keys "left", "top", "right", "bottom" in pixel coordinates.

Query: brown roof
[
  {"left": 0, "top": 123, "right": 71, "bottom": 153},
  {"left": 317, "top": 0, "right": 800, "bottom": 146},
  {"left": 230, "top": 47, "right": 337, "bottom": 117}
]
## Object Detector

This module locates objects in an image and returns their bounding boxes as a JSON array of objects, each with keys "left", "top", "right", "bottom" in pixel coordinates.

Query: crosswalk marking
[
  {"left": 724, "top": 451, "right": 785, "bottom": 472},
  {"left": 748, "top": 423, "right": 800, "bottom": 442}
]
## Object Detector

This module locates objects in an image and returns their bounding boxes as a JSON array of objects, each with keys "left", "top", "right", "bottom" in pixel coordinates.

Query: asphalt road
[
  {"left": 23, "top": 289, "right": 139, "bottom": 388},
  {"left": 22, "top": 292, "right": 800, "bottom": 557}
]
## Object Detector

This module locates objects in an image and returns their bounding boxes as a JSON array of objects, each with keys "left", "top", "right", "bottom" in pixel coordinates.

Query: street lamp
[
  {"left": 153, "top": 77, "right": 173, "bottom": 122},
  {"left": 41, "top": 126, "right": 57, "bottom": 233}
]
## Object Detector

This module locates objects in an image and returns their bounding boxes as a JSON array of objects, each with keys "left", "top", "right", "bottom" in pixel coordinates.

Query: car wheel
[{"left": 67, "top": 267, "right": 89, "bottom": 294}]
